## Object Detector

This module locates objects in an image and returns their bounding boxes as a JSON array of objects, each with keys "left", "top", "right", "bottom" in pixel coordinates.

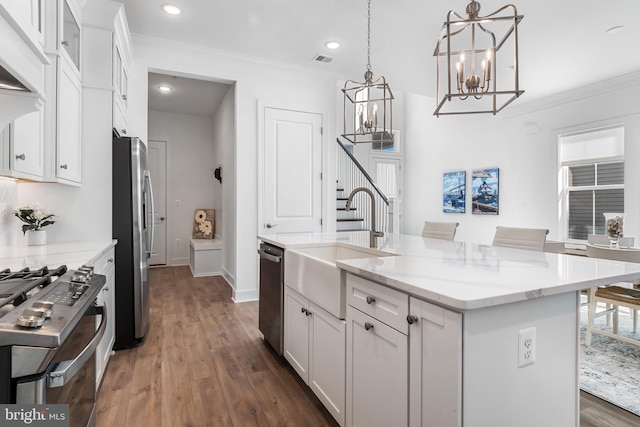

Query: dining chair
[
  {"left": 585, "top": 243, "right": 640, "bottom": 347},
  {"left": 421, "top": 221, "right": 459, "bottom": 241},
  {"left": 587, "top": 234, "right": 635, "bottom": 248},
  {"left": 491, "top": 226, "right": 549, "bottom": 252},
  {"left": 543, "top": 240, "right": 566, "bottom": 254}
]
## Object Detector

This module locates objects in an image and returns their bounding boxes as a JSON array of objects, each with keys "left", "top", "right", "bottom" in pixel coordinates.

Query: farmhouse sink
[{"left": 284, "top": 244, "right": 392, "bottom": 319}]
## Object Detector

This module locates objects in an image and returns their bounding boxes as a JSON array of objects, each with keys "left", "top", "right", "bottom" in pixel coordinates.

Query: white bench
[{"left": 189, "top": 238, "right": 222, "bottom": 277}]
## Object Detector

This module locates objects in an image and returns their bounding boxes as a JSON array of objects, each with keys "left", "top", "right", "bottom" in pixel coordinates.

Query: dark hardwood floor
[{"left": 96, "top": 266, "right": 640, "bottom": 427}]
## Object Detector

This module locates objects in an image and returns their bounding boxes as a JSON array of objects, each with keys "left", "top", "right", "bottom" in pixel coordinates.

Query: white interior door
[
  {"left": 370, "top": 155, "right": 402, "bottom": 200},
  {"left": 262, "top": 108, "right": 322, "bottom": 233},
  {"left": 148, "top": 140, "right": 167, "bottom": 265}
]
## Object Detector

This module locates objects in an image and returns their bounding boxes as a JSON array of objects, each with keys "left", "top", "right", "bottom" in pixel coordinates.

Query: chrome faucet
[{"left": 345, "top": 187, "right": 384, "bottom": 248}]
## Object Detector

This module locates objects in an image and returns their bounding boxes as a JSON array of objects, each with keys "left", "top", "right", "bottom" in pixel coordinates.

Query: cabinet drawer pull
[
  {"left": 122, "top": 94, "right": 127, "bottom": 101},
  {"left": 107, "top": 258, "right": 114, "bottom": 263},
  {"left": 102, "top": 287, "right": 109, "bottom": 292},
  {"left": 15, "top": 154, "right": 25, "bottom": 161},
  {"left": 121, "top": 129, "right": 127, "bottom": 135},
  {"left": 364, "top": 322, "right": 374, "bottom": 331},
  {"left": 60, "top": 164, "right": 68, "bottom": 169},
  {"left": 61, "top": 40, "right": 68, "bottom": 46},
  {"left": 407, "top": 314, "right": 418, "bottom": 325},
  {"left": 300, "top": 307, "right": 312, "bottom": 317},
  {"left": 366, "top": 296, "right": 376, "bottom": 305}
]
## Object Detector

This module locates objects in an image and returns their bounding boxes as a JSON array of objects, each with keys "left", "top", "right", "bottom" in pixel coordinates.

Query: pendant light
[
  {"left": 434, "top": 1, "right": 524, "bottom": 116},
  {"left": 342, "top": 0, "right": 393, "bottom": 146}
]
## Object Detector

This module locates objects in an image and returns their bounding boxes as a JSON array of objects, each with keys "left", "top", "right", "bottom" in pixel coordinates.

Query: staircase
[
  {"left": 336, "top": 183, "right": 365, "bottom": 231},
  {"left": 335, "top": 138, "right": 390, "bottom": 234}
]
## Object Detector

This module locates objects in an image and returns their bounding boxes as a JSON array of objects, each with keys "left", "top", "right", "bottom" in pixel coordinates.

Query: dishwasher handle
[{"left": 258, "top": 249, "right": 282, "bottom": 263}]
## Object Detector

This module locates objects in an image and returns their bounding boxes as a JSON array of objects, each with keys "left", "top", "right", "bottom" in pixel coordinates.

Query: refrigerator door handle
[{"left": 144, "top": 170, "right": 155, "bottom": 258}]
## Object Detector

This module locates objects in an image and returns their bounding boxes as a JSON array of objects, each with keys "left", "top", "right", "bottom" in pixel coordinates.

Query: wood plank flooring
[{"left": 97, "top": 266, "right": 640, "bottom": 427}]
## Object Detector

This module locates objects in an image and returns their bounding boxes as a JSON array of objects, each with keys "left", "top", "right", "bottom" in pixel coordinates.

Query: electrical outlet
[
  {"left": 175, "top": 238, "right": 181, "bottom": 246},
  {"left": 518, "top": 327, "right": 536, "bottom": 368}
]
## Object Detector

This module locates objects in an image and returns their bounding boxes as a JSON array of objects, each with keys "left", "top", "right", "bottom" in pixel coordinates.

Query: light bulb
[{"left": 162, "top": 4, "right": 181, "bottom": 15}]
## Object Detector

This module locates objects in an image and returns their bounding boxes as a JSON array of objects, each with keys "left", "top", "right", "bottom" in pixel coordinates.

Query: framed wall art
[
  {"left": 442, "top": 171, "right": 466, "bottom": 213},
  {"left": 471, "top": 168, "right": 499, "bottom": 215},
  {"left": 192, "top": 208, "right": 215, "bottom": 239}
]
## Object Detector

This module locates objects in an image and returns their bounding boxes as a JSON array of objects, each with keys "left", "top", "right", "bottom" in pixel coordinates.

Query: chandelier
[
  {"left": 434, "top": 1, "right": 524, "bottom": 116},
  {"left": 342, "top": 0, "right": 393, "bottom": 145}
]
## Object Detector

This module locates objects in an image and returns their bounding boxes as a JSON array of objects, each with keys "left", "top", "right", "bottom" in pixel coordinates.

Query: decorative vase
[
  {"left": 603, "top": 213, "right": 625, "bottom": 249},
  {"left": 26, "top": 229, "right": 47, "bottom": 246}
]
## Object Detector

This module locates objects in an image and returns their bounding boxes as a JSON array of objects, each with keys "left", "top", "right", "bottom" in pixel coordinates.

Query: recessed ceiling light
[
  {"left": 325, "top": 41, "right": 340, "bottom": 50},
  {"left": 157, "top": 85, "right": 173, "bottom": 93},
  {"left": 162, "top": 4, "right": 181, "bottom": 15},
  {"left": 606, "top": 25, "right": 624, "bottom": 35}
]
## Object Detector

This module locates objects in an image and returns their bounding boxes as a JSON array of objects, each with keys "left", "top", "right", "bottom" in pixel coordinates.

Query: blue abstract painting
[{"left": 443, "top": 171, "right": 466, "bottom": 213}]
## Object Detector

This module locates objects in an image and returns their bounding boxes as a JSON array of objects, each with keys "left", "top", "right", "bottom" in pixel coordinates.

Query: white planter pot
[{"left": 26, "top": 230, "right": 47, "bottom": 246}]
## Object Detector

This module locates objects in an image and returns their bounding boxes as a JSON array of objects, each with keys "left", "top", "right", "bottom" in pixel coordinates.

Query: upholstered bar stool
[
  {"left": 491, "top": 226, "right": 549, "bottom": 252},
  {"left": 421, "top": 221, "right": 459, "bottom": 241}
]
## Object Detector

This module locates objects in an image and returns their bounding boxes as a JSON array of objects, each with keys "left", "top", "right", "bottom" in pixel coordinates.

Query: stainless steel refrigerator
[{"left": 112, "top": 135, "right": 154, "bottom": 349}]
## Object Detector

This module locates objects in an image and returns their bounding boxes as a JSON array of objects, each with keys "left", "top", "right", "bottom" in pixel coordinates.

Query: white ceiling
[{"left": 131, "top": 0, "right": 640, "bottom": 115}]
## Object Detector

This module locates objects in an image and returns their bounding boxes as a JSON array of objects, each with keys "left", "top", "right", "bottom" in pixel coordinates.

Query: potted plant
[{"left": 14, "top": 203, "right": 55, "bottom": 246}]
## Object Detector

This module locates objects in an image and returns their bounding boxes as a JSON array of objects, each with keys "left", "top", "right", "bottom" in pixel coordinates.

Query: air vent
[{"left": 313, "top": 54, "right": 333, "bottom": 63}]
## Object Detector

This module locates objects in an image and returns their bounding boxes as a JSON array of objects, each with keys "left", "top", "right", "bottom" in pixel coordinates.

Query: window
[{"left": 560, "top": 126, "right": 624, "bottom": 240}]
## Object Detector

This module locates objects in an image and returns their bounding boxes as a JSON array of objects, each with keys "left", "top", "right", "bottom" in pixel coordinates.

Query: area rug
[{"left": 579, "top": 307, "right": 640, "bottom": 416}]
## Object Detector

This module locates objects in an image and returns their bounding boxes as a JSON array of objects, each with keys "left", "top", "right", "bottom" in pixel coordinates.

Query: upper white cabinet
[
  {"left": 60, "top": 0, "right": 79, "bottom": 71},
  {"left": 112, "top": 11, "right": 131, "bottom": 137},
  {"left": 56, "top": 53, "right": 81, "bottom": 182},
  {"left": 0, "top": 110, "right": 45, "bottom": 180}
]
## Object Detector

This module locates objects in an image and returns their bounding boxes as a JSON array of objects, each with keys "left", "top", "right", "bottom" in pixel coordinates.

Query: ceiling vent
[{"left": 313, "top": 54, "right": 334, "bottom": 63}]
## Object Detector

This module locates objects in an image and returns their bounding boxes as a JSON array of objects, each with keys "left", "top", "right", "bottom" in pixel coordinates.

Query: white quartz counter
[
  {"left": 0, "top": 240, "right": 117, "bottom": 271},
  {"left": 258, "top": 231, "right": 640, "bottom": 310}
]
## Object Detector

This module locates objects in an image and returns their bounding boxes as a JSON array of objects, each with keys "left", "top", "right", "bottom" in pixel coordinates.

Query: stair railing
[{"left": 336, "top": 137, "right": 390, "bottom": 235}]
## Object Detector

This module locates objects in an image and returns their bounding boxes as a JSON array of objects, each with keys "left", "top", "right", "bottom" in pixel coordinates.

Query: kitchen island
[{"left": 258, "top": 231, "right": 640, "bottom": 427}]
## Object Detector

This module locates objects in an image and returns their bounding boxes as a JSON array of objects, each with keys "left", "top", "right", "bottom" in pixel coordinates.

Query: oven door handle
[{"left": 47, "top": 305, "right": 107, "bottom": 389}]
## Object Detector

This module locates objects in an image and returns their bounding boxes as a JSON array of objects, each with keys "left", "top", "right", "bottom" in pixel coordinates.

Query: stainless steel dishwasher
[{"left": 258, "top": 242, "right": 284, "bottom": 355}]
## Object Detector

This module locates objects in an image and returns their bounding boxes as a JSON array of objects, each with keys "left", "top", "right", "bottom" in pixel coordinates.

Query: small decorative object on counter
[
  {"left": 13, "top": 203, "right": 56, "bottom": 246},
  {"left": 603, "top": 212, "right": 625, "bottom": 249}
]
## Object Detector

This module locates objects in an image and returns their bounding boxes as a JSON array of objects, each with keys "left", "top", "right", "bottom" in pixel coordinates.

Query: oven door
[{"left": 15, "top": 304, "right": 107, "bottom": 427}]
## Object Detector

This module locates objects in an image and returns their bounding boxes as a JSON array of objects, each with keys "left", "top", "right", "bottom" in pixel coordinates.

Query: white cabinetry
[
  {"left": 0, "top": 109, "right": 45, "bottom": 180},
  {"left": 56, "top": 54, "right": 81, "bottom": 182},
  {"left": 112, "top": 13, "right": 131, "bottom": 137},
  {"left": 284, "top": 286, "right": 346, "bottom": 426},
  {"left": 346, "top": 274, "right": 408, "bottom": 427},
  {"left": 408, "top": 297, "right": 462, "bottom": 427},
  {"left": 91, "top": 247, "right": 116, "bottom": 390}
]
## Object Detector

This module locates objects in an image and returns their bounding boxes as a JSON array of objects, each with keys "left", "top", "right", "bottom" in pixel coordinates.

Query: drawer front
[
  {"left": 90, "top": 247, "right": 115, "bottom": 275},
  {"left": 347, "top": 273, "right": 409, "bottom": 334}
]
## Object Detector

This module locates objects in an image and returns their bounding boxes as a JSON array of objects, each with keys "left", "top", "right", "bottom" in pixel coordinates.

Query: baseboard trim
[{"left": 232, "top": 288, "right": 258, "bottom": 303}]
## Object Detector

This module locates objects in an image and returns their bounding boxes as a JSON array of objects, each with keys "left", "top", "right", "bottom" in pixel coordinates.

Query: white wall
[
  {"left": 211, "top": 84, "right": 236, "bottom": 280},
  {"left": 148, "top": 110, "right": 216, "bottom": 265},
  {"left": 128, "top": 35, "right": 340, "bottom": 301},
  {"left": 403, "top": 72, "right": 640, "bottom": 245}
]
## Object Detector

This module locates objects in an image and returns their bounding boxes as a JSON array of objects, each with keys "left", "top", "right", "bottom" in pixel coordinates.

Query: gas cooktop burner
[{"left": 0, "top": 265, "right": 106, "bottom": 348}]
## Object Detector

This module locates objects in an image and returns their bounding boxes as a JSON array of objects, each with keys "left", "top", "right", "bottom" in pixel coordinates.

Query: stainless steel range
[{"left": 0, "top": 265, "right": 106, "bottom": 427}]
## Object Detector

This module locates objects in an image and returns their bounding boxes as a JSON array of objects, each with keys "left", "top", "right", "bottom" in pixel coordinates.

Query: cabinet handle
[
  {"left": 407, "top": 314, "right": 418, "bottom": 325},
  {"left": 122, "top": 94, "right": 127, "bottom": 101},
  {"left": 102, "top": 287, "right": 109, "bottom": 292},
  {"left": 61, "top": 40, "right": 68, "bottom": 46},
  {"left": 107, "top": 258, "right": 114, "bottom": 263},
  {"left": 364, "top": 322, "right": 374, "bottom": 331},
  {"left": 60, "top": 164, "right": 68, "bottom": 169},
  {"left": 301, "top": 307, "right": 307, "bottom": 315},
  {"left": 366, "top": 296, "right": 376, "bottom": 305},
  {"left": 15, "top": 154, "right": 25, "bottom": 161},
  {"left": 121, "top": 129, "right": 127, "bottom": 135}
]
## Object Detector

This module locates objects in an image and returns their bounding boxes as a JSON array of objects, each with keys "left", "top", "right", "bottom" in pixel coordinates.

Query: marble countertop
[
  {"left": 258, "top": 231, "right": 640, "bottom": 310},
  {"left": 0, "top": 240, "right": 117, "bottom": 271}
]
